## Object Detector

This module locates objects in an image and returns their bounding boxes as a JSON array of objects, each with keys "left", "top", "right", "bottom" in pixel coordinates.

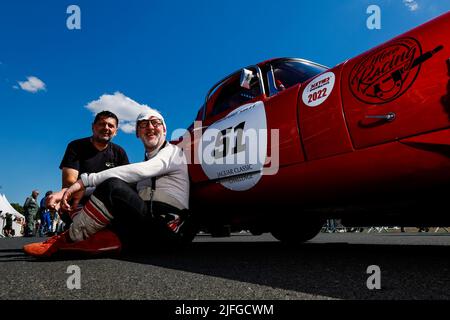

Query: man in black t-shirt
[
  {"left": 59, "top": 134, "right": 129, "bottom": 178},
  {"left": 47, "top": 111, "right": 129, "bottom": 227}
]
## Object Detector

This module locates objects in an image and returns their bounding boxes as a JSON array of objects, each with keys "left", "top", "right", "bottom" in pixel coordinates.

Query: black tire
[
  {"left": 271, "top": 216, "right": 324, "bottom": 244},
  {"left": 249, "top": 227, "right": 263, "bottom": 236}
]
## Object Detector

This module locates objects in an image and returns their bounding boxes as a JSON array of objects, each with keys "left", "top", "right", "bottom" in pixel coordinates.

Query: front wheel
[{"left": 271, "top": 216, "right": 324, "bottom": 245}]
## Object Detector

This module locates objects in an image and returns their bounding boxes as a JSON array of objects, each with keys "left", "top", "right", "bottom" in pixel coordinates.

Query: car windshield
[{"left": 271, "top": 59, "right": 327, "bottom": 89}]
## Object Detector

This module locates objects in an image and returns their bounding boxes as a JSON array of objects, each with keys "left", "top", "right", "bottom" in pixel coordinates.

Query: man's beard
[
  {"left": 143, "top": 134, "right": 163, "bottom": 152},
  {"left": 93, "top": 134, "right": 112, "bottom": 144},
  {"left": 144, "top": 136, "right": 160, "bottom": 149}
]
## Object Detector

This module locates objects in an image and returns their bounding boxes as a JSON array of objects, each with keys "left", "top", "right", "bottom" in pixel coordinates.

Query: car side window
[
  {"left": 271, "top": 60, "right": 327, "bottom": 90},
  {"left": 208, "top": 70, "right": 262, "bottom": 117},
  {"left": 273, "top": 67, "right": 298, "bottom": 89}
]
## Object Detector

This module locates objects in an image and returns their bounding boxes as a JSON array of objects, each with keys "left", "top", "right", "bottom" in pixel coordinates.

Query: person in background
[
  {"left": 23, "top": 190, "right": 40, "bottom": 237},
  {"left": 2, "top": 211, "right": 16, "bottom": 237},
  {"left": 38, "top": 191, "right": 53, "bottom": 236}
]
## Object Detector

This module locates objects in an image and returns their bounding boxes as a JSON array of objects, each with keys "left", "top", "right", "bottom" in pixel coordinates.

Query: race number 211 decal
[
  {"left": 200, "top": 101, "right": 268, "bottom": 191},
  {"left": 213, "top": 122, "right": 246, "bottom": 159}
]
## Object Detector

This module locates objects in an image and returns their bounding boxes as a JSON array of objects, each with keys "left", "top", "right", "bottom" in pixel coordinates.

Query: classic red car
[{"left": 178, "top": 11, "right": 450, "bottom": 243}]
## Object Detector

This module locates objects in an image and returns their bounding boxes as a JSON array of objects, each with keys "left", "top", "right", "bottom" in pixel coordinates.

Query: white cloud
[
  {"left": 85, "top": 92, "right": 155, "bottom": 134},
  {"left": 120, "top": 123, "right": 136, "bottom": 134},
  {"left": 18, "top": 76, "right": 46, "bottom": 93},
  {"left": 403, "top": 0, "right": 419, "bottom": 11}
]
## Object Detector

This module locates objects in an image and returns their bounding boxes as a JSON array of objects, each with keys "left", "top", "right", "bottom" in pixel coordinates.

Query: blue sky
[{"left": 0, "top": 0, "right": 449, "bottom": 204}]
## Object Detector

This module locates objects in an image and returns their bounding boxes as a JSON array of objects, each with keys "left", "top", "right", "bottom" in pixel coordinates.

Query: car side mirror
[{"left": 240, "top": 68, "right": 255, "bottom": 89}]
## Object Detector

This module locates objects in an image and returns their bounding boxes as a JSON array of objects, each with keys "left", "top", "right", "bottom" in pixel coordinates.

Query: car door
[
  {"left": 194, "top": 66, "right": 269, "bottom": 191},
  {"left": 341, "top": 13, "right": 450, "bottom": 149}
]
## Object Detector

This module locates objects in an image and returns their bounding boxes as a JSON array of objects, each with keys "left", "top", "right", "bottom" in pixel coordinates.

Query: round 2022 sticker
[{"left": 302, "top": 71, "right": 335, "bottom": 107}]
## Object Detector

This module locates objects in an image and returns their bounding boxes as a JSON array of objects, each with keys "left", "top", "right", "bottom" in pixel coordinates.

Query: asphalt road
[{"left": 1, "top": 232, "right": 450, "bottom": 300}]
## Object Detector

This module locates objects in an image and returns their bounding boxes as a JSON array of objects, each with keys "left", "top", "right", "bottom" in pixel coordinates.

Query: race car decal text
[
  {"left": 349, "top": 37, "right": 443, "bottom": 104},
  {"left": 213, "top": 121, "right": 246, "bottom": 159},
  {"left": 217, "top": 164, "right": 253, "bottom": 179},
  {"left": 197, "top": 101, "right": 279, "bottom": 191},
  {"left": 307, "top": 88, "right": 327, "bottom": 103},
  {"left": 302, "top": 72, "right": 335, "bottom": 107}
]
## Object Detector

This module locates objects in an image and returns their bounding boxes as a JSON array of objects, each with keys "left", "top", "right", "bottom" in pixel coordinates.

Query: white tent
[
  {"left": 0, "top": 193, "right": 24, "bottom": 237},
  {"left": 0, "top": 194, "right": 24, "bottom": 218}
]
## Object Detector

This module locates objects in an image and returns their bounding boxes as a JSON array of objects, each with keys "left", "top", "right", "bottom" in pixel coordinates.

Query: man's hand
[
  {"left": 46, "top": 188, "right": 67, "bottom": 212},
  {"left": 61, "top": 179, "right": 86, "bottom": 212}
]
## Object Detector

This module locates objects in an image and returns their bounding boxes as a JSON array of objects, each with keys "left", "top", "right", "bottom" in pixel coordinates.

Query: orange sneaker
[
  {"left": 59, "top": 229, "right": 122, "bottom": 255},
  {"left": 23, "top": 231, "right": 70, "bottom": 257},
  {"left": 23, "top": 229, "right": 122, "bottom": 258}
]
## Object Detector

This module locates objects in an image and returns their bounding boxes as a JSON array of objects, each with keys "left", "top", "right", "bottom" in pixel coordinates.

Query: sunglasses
[{"left": 138, "top": 119, "right": 163, "bottom": 129}]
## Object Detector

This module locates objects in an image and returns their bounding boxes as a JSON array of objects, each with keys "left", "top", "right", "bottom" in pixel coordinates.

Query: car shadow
[
  {"left": 118, "top": 240, "right": 450, "bottom": 300},
  {"left": 3, "top": 237, "right": 450, "bottom": 299}
]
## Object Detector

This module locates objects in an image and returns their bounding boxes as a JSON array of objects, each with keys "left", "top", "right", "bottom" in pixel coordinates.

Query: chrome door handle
[{"left": 365, "top": 112, "right": 396, "bottom": 122}]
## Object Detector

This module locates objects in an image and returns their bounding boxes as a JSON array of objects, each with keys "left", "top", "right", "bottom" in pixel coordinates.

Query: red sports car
[{"left": 178, "top": 11, "right": 450, "bottom": 243}]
